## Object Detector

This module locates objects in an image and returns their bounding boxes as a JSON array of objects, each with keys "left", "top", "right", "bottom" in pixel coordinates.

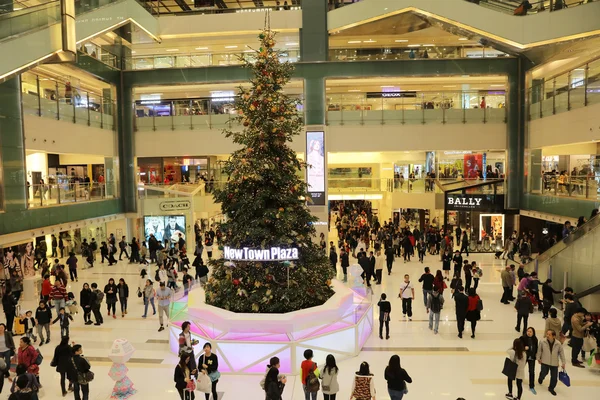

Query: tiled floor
[{"left": 9, "top": 250, "right": 600, "bottom": 400}]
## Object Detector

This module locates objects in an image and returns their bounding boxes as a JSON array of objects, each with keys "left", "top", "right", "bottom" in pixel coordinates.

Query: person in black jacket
[
  {"left": 264, "top": 356, "right": 286, "bottom": 400},
  {"left": 384, "top": 354, "right": 412, "bottom": 399},
  {"left": 80, "top": 284, "right": 93, "bottom": 325},
  {"left": 329, "top": 246, "right": 338, "bottom": 276},
  {"left": 520, "top": 327, "right": 539, "bottom": 395},
  {"left": 174, "top": 353, "right": 196, "bottom": 400},
  {"left": 71, "top": 344, "right": 92, "bottom": 400},
  {"left": 117, "top": 279, "right": 129, "bottom": 318},
  {"left": 384, "top": 245, "right": 394, "bottom": 275},
  {"left": 454, "top": 286, "right": 469, "bottom": 339},
  {"left": 52, "top": 307, "right": 73, "bottom": 339},
  {"left": 51, "top": 336, "right": 74, "bottom": 396},
  {"left": 34, "top": 301, "right": 52, "bottom": 345},
  {"left": 377, "top": 293, "right": 391, "bottom": 340},
  {"left": 199, "top": 342, "right": 218, "bottom": 400},
  {"left": 2, "top": 290, "right": 18, "bottom": 334},
  {"left": 541, "top": 279, "right": 562, "bottom": 319},
  {"left": 515, "top": 292, "right": 533, "bottom": 335},
  {"left": 103, "top": 279, "right": 118, "bottom": 319},
  {"left": 358, "top": 253, "right": 371, "bottom": 287},
  {"left": 340, "top": 248, "right": 349, "bottom": 283}
]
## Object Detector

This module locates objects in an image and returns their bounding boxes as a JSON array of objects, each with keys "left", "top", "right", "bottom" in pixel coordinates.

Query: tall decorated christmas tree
[{"left": 205, "top": 28, "right": 335, "bottom": 313}]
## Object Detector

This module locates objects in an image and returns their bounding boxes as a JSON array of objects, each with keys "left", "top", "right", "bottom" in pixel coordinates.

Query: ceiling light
[
  {"left": 166, "top": 49, "right": 179, "bottom": 52},
  {"left": 395, "top": 39, "right": 408, "bottom": 43},
  {"left": 423, "top": 44, "right": 435, "bottom": 47},
  {"left": 364, "top": 39, "right": 377, "bottom": 43},
  {"left": 225, "top": 45, "right": 238, "bottom": 49},
  {"left": 285, "top": 42, "right": 299, "bottom": 46},
  {"left": 490, "top": 84, "right": 505, "bottom": 87},
  {"left": 326, "top": 88, "right": 331, "bottom": 91},
  {"left": 381, "top": 85, "right": 396, "bottom": 88},
  {"left": 195, "top": 47, "right": 208, "bottom": 50},
  {"left": 131, "top": 50, "right": 136, "bottom": 54},
  {"left": 471, "top": 87, "right": 483, "bottom": 90},
  {"left": 348, "top": 89, "right": 361, "bottom": 92},
  {"left": 443, "top": 86, "right": 457, "bottom": 88},
  {"left": 408, "top": 44, "right": 421, "bottom": 47},
  {"left": 458, "top": 38, "right": 468, "bottom": 41},
  {"left": 574, "top": 68, "right": 585, "bottom": 71},
  {"left": 347, "top": 40, "right": 361, "bottom": 44}
]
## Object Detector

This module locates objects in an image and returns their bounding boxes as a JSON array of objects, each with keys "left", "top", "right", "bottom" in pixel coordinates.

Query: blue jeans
[
  {"left": 54, "top": 298, "right": 66, "bottom": 311},
  {"left": 143, "top": 297, "right": 156, "bottom": 316},
  {"left": 389, "top": 388, "right": 406, "bottom": 400},
  {"left": 428, "top": 311, "right": 440, "bottom": 333},
  {"left": 303, "top": 385, "right": 317, "bottom": 400},
  {"left": 422, "top": 289, "right": 432, "bottom": 307}
]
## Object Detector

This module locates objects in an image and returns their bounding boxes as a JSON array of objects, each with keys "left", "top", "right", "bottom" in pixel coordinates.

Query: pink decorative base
[{"left": 169, "top": 281, "right": 373, "bottom": 374}]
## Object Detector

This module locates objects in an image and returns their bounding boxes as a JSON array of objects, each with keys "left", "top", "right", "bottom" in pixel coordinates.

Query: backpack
[
  {"left": 430, "top": 295, "right": 442, "bottom": 313},
  {"left": 307, "top": 363, "right": 320, "bottom": 393},
  {"left": 34, "top": 349, "right": 43, "bottom": 365},
  {"left": 95, "top": 290, "right": 104, "bottom": 304},
  {"left": 155, "top": 269, "right": 161, "bottom": 281}
]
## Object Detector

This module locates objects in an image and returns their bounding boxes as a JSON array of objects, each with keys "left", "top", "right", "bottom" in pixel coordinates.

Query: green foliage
[{"left": 205, "top": 29, "right": 334, "bottom": 313}]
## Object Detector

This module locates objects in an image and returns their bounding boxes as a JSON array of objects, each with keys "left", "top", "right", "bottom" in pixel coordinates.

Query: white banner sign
[{"left": 223, "top": 246, "right": 299, "bottom": 261}]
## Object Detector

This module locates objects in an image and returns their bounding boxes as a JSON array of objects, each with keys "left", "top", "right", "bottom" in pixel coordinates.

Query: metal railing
[
  {"left": 534, "top": 173, "right": 600, "bottom": 200},
  {"left": 0, "top": 0, "right": 60, "bottom": 41},
  {"left": 140, "top": 0, "right": 301, "bottom": 16},
  {"left": 21, "top": 71, "right": 116, "bottom": 131},
  {"left": 528, "top": 57, "right": 600, "bottom": 120},
  {"left": 326, "top": 90, "right": 507, "bottom": 126},
  {"left": 474, "top": 0, "right": 592, "bottom": 15},
  {"left": 27, "top": 182, "right": 111, "bottom": 208}
]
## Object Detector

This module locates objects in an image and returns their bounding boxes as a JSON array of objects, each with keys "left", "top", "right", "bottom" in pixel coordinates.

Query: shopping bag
[
  {"left": 196, "top": 372, "right": 212, "bottom": 393},
  {"left": 582, "top": 334, "right": 596, "bottom": 352},
  {"left": 501, "top": 357, "right": 517, "bottom": 380},
  {"left": 587, "top": 348, "right": 596, "bottom": 366},
  {"left": 558, "top": 369, "right": 570, "bottom": 387}
]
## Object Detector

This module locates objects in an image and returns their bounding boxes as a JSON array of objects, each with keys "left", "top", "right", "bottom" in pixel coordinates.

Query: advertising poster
[
  {"left": 464, "top": 153, "right": 483, "bottom": 179},
  {"left": 144, "top": 215, "right": 186, "bottom": 244},
  {"left": 306, "top": 131, "right": 326, "bottom": 206},
  {"left": 425, "top": 151, "right": 436, "bottom": 174}
]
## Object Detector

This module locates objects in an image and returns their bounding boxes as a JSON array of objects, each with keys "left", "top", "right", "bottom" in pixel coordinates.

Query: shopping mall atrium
[{"left": 1, "top": 0, "right": 600, "bottom": 399}]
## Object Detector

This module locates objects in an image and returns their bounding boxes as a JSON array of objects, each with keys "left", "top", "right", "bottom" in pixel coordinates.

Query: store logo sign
[
  {"left": 159, "top": 200, "right": 191, "bottom": 211},
  {"left": 223, "top": 246, "right": 299, "bottom": 261},
  {"left": 446, "top": 195, "right": 485, "bottom": 210}
]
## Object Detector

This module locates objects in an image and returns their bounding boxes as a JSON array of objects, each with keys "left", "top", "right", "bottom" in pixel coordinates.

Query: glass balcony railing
[
  {"left": 141, "top": 0, "right": 301, "bottom": 16},
  {"left": 21, "top": 71, "right": 116, "bottom": 131},
  {"left": 533, "top": 173, "right": 600, "bottom": 201},
  {"left": 326, "top": 91, "right": 507, "bottom": 126},
  {"left": 474, "top": 0, "right": 592, "bottom": 15},
  {"left": 0, "top": 0, "right": 59, "bottom": 41},
  {"left": 27, "top": 182, "right": 113, "bottom": 208}
]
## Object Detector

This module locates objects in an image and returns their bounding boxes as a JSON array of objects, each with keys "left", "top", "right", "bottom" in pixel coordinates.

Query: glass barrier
[
  {"left": 330, "top": 46, "right": 509, "bottom": 62},
  {"left": 326, "top": 91, "right": 506, "bottom": 126},
  {"left": 20, "top": 71, "right": 116, "bottom": 131},
  {"left": 141, "top": 0, "right": 301, "bottom": 16},
  {"left": 27, "top": 182, "right": 110, "bottom": 208},
  {"left": 467, "top": 0, "right": 590, "bottom": 15},
  {"left": 0, "top": 0, "right": 60, "bottom": 41},
  {"left": 529, "top": 57, "right": 600, "bottom": 120},
  {"left": 534, "top": 172, "right": 600, "bottom": 201},
  {"left": 78, "top": 45, "right": 120, "bottom": 69}
]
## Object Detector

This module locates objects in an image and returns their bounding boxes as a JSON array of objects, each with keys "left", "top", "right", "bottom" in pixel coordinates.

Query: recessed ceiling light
[
  {"left": 381, "top": 85, "right": 396, "bottom": 88},
  {"left": 348, "top": 89, "right": 361, "bottom": 92},
  {"left": 408, "top": 44, "right": 421, "bottom": 47},
  {"left": 326, "top": 88, "right": 331, "bottom": 91},
  {"left": 225, "top": 45, "right": 238, "bottom": 49},
  {"left": 490, "top": 84, "right": 505, "bottom": 87},
  {"left": 364, "top": 39, "right": 377, "bottom": 43},
  {"left": 395, "top": 39, "right": 408, "bottom": 43},
  {"left": 443, "top": 86, "right": 457, "bottom": 88},
  {"left": 458, "top": 38, "right": 468, "bottom": 41},
  {"left": 285, "top": 42, "right": 299, "bottom": 46},
  {"left": 423, "top": 44, "right": 435, "bottom": 47},
  {"left": 348, "top": 40, "right": 361, "bottom": 44},
  {"left": 166, "top": 49, "right": 179, "bottom": 52},
  {"left": 195, "top": 47, "right": 208, "bottom": 50},
  {"left": 574, "top": 68, "right": 585, "bottom": 71},
  {"left": 131, "top": 51, "right": 136, "bottom": 54},
  {"left": 471, "top": 87, "right": 483, "bottom": 90}
]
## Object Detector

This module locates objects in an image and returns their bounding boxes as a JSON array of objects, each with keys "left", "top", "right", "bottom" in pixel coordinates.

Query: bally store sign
[{"left": 446, "top": 194, "right": 503, "bottom": 211}]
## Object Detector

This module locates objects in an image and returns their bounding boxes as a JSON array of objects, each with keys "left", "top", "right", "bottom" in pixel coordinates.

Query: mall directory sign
[{"left": 306, "top": 130, "right": 326, "bottom": 206}]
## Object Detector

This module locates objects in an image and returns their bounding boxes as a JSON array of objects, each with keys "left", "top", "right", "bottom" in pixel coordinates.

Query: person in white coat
[
  {"left": 374, "top": 249, "right": 385, "bottom": 284},
  {"left": 320, "top": 354, "right": 339, "bottom": 400},
  {"left": 506, "top": 338, "right": 527, "bottom": 400},
  {"left": 536, "top": 329, "right": 566, "bottom": 396}
]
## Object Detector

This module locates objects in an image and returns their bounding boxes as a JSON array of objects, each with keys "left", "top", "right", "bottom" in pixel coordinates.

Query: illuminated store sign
[
  {"left": 223, "top": 246, "right": 299, "bottom": 261},
  {"left": 366, "top": 91, "right": 417, "bottom": 99},
  {"left": 306, "top": 130, "right": 326, "bottom": 206},
  {"left": 446, "top": 194, "right": 504, "bottom": 212}
]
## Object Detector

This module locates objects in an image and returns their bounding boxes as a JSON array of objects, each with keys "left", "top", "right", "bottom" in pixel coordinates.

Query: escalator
[
  {"left": 0, "top": 0, "right": 158, "bottom": 81},
  {"left": 533, "top": 215, "right": 600, "bottom": 311},
  {"left": 328, "top": 0, "right": 600, "bottom": 51}
]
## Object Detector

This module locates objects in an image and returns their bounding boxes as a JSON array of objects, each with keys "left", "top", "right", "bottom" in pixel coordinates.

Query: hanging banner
[
  {"left": 306, "top": 130, "right": 326, "bottom": 206},
  {"left": 464, "top": 153, "right": 483, "bottom": 179}
]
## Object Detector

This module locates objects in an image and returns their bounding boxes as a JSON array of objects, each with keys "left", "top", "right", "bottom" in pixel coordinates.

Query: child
[
  {"left": 167, "top": 265, "right": 178, "bottom": 291},
  {"left": 52, "top": 307, "right": 74, "bottom": 338},
  {"left": 19, "top": 311, "right": 37, "bottom": 343}
]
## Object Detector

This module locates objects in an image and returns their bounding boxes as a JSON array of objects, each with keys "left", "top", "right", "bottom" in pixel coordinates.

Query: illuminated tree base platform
[{"left": 168, "top": 281, "right": 373, "bottom": 375}]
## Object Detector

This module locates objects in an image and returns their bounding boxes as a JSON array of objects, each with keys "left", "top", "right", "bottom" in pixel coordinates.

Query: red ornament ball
[{"left": 232, "top": 279, "right": 240, "bottom": 286}]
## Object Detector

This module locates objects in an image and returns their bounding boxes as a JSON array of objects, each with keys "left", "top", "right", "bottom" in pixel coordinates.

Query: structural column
[
  {"left": 300, "top": 0, "right": 329, "bottom": 63},
  {"left": 506, "top": 57, "right": 526, "bottom": 210},
  {"left": 117, "top": 80, "right": 136, "bottom": 213},
  {"left": 0, "top": 77, "right": 27, "bottom": 216}
]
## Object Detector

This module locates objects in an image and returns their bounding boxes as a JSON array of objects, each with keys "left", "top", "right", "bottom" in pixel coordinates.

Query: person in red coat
[
  {"left": 17, "top": 337, "right": 39, "bottom": 375},
  {"left": 41, "top": 275, "right": 52, "bottom": 305}
]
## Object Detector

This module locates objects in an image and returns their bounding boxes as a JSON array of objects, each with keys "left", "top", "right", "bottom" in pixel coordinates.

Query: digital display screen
[
  {"left": 306, "top": 130, "right": 325, "bottom": 206},
  {"left": 144, "top": 215, "right": 186, "bottom": 244}
]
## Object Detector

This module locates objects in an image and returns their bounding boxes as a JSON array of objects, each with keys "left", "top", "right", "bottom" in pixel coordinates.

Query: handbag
[
  {"left": 201, "top": 354, "right": 221, "bottom": 382},
  {"left": 137, "top": 288, "right": 142, "bottom": 298},
  {"left": 71, "top": 358, "right": 94, "bottom": 384},
  {"left": 477, "top": 298, "right": 484, "bottom": 311},
  {"left": 582, "top": 334, "right": 596, "bottom": 352},
  {"left": 501, "top": 357, "right": 517, "bottom": 380},
  {"left": 186, "top": 378, "right": 196, "bottom": 391},
  {"left": 197, "top": 372, "right": 212, "bottom": 393},
  {"left": 558, "top": 369, "right": 570, "bottom": 387}
]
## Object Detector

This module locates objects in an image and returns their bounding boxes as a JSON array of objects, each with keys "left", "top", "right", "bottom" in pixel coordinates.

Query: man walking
[
  {"left": 374, "top": 249, "right": 384, "bottom": 285},
  {"left": 91, "top": 283, "right": 104, "bottom": 325},
  {"left": 35, "top": 300, "right": 52, "bottom": 346},
  {"left": 329, "top": 245, "right": 338, "bottom": 276},
  {"left": 418, "top": 267, "right": 434, "bottom": 307},
  {"left": 454, "top": 285, "right": 468, "bottom": 338},
  {"left": 536, "top": 329, "right": 566, "bottom": 396},
  {"left": 377, "top": 293, "right": 391, "bottom": 340},
  {"left": 570, "top": 308, "right": 593, "bottom": 368},
  {"left": 51, "top": 234, "right": 58, "bottom": 258},
  {"left": 385, "top": 245, "right": 394, "bottom": 275},
  {"left": 340, "top": 247, "right": 349, "bottom": 282},
  {"left": 118, "top": 236, "right": 129, "bottom": 261},
  {"left": 427, "top": 287, "right": 444, "bottom": 335},
  {"left": 460, "top": 231, "right": 469, "bottom": 256},
  {"left": 398, "top": 274, "right": 414, "bottom": 321},
  {"left": 500, "top": 265, "right": 512, "bottom": 304},
  {"left": 515, "top": 291, "right": 532, "bottom": 334},
  {"left": 156, "top": 282, "right": 172, "bottom": 332}
]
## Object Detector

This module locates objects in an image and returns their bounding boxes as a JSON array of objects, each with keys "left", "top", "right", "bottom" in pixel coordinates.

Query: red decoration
[{"left": 232, "top": 279, "right": 240, "bottom": 286}]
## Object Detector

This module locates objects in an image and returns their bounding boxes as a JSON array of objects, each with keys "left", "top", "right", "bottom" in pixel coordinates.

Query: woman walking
[
  {"left": 465, "top": 288, "right": 481, "bottom": 339},
  {"left": 384, "top": 355, "right": 412, "bottom": 400},
  {"left": 520, "top": 327, "right": 539, "bottom": 395},
  {"left": 320, "top": 354, "right": 339, "bottom": 400},
  {"left": 264, "top": 356, "right": 286, "bottom": 400},
  {"left": 71, "top": 344, "right": 92, "bottom": 400},
  {"left": 350, "top": 362, "right": 375, "bottom": 400},
  {"left": 51, "top": 336, "right": 73, "bottom": 396},
  {"left": 103, "top": 278, "right": 118, "bottom": 319},
  {"left": 541, "top": 279, "right": 562, "bottom": 319},
  {"left": 506, "top": 338, "right": 526, "bottom": 400},
  {"left": 141, "top": 279, "right": 156, "bottom": 318},
  {"left": 174, "top": 353, "right": 196, "bottom": 400},
  {"left": 117, "top": 278, "right": 129, "bottom": 317},
  {"left": 80, "top": 283, "right": 93, "bottom": 325},
  {"left": 199, "top": 342, "right": 219, "bottom": 400}
]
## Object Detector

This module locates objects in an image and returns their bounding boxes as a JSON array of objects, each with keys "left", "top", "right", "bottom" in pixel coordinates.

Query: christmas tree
[{"left": 205, "top": 28, "right": 335, "bottom": 313}]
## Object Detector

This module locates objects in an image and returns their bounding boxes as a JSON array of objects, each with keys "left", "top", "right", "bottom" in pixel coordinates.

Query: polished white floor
[{"left": 7, "top": 249, "right": 600, "bottom": 400}]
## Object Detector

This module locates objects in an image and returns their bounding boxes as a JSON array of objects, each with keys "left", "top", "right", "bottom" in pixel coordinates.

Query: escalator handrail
[
  {"left": 576, "top": 283, "right": 600, "bottom": 300},
  {"left": 0, "top": 0, "right": 59, "bottom": 21}
]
